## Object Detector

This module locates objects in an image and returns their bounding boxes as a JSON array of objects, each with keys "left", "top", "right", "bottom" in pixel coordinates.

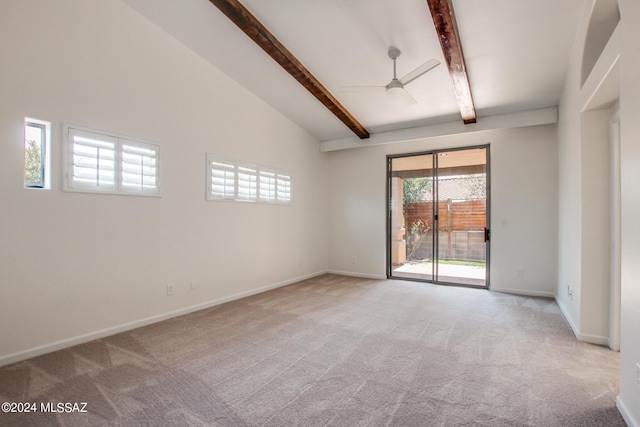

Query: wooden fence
[
  {"left": 404, "top": 200, "right": 486, "bottom": 261},
  {"left": 405, "top": 199, "right": 486, "bottom": 232}
]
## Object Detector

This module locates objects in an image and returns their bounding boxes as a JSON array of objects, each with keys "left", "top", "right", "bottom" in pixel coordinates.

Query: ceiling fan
[{"left": 341, "top": 47, "right": 440, "bottom": 104}]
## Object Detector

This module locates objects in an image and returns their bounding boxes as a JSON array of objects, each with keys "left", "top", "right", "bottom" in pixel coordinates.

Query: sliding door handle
[{"left": 484, "top": 228, "right": 490, "bottom": 242}]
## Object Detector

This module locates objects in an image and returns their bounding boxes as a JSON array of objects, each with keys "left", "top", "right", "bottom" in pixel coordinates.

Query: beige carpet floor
[{"left": 0, "top": 274, "right": 625, "bottom": 426}]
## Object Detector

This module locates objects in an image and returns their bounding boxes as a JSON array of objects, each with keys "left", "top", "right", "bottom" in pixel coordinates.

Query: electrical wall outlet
[
  {"left": 352, "top": 255, "right": 357, "bottom": 264},
  {"left": 167, "top": 283, "right": 175, "bottom": 296},
  {"left": 190, "top": 280, "right": 197, "bottom": 291},
  {"left": 516, "top": 268, "right": 525, "bottom": 279}
]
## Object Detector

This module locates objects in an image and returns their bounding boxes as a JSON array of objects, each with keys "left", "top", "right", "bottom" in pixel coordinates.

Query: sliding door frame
[{"left": 386, "top": 144, "right": 491, "bottom": 289}]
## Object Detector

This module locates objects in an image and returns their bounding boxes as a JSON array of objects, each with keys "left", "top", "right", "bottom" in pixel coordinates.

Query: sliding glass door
[{"left": 387, "top": 146, "right": 489, "bottom": 288}]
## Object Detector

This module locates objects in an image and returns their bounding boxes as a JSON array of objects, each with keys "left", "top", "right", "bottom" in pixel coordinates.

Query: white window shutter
[
  {"left": 68, "top": 129, "right": 117, "bottom": 191},
  {"left": 259, "top": 169, "right": 276, "bottom": 203},
  {"left": 206, "top": 154, "right": 292, "bottom": 205},
  {"left": 277, "top": 172, "right": 292, "bottom": 203},
  {"left": 208, "top": 157, "right": 236, "bottom": 200},
  {"left": 236, "top": 163, "right": 258, "bottom": 202},
  {"left": 120, "top": 140, "right": 159, "bottom": 194}
]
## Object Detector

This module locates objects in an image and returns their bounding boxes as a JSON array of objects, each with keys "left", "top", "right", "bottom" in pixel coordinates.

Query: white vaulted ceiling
[{"left": 123, "top": 0, "right": 584, "bottom": 143}]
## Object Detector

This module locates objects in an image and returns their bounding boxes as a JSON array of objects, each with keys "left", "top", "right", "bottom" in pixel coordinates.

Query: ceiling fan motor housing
[{"left": 388, "top": 47, "right": 401, "bottom": 60}]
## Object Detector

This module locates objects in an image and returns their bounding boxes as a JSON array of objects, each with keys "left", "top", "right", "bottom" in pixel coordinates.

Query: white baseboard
[
  {"left": 496, "top": 290, "right": 612, "bottom": 345},
  {"left": 555, "top": 297, "right": 610, "bottom": 346},
  {"left": 490, "top": 287, "right": 556, "bottom": 298},
  {"left": 326, "top": 270, "right": 387, "bottom": 280},
  {"left": 556, "top": 296, "right": 580, "bottom": 338},
  {"left": 0, "top": 270, "right": 327, "bottom": 367},
  {"left": 617, "top": 395, "right": 640, "bottom": 427},
  {"left": 575, "top": 332, "right": 610, "bottom": 346}
]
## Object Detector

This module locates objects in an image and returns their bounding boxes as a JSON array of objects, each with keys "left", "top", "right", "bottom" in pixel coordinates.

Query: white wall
[
  {"left": 556, "top": 0, "right": 616, "bottom": 346},
  {"left": 618, "top": 0, "right": 640, "bottom": 423},
  {"left": 558, "top": 0, "right": 640, "bottom": 424},
  {"left": 3, "top": 3, "right": 639, "bottom": 422},
  {"left": 557, "top": 34, "right": 584, "bottom": 333},
  {"left": 580, "top": 110, "right": 612, "bottom": 340},
  {"left": 0, "top": 0, "right": 328, "bottom": 364},
  {"left": 327, "top": 125, "right": 558, "bottom": 297}
]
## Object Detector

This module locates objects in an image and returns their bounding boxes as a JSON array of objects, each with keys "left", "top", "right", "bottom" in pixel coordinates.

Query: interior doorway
[{"left": 387, "top": 146, "right": 490, "bottom": 288}]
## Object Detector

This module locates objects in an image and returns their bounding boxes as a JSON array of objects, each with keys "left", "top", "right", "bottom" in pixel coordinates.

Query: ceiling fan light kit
[{"left": 386, "top": 84, "right": 405, "bottom": 96}]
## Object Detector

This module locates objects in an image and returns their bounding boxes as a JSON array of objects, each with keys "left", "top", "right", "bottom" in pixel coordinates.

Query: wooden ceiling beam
[
  {"left": 208, "top": 0, "right": 370, "bottom": 139},
  {"left": 426, "top": 0, "right": 477, "bottom": 124}
]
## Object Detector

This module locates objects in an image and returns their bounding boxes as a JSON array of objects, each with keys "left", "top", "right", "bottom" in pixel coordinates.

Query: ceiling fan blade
[
  {"left": 339, "top": 86, "right": 386, "bottom": 93},
  {"left": 399, "top": 58, "right": 440, "bottom": 86},
  {"left": 389, "top": 87, "right": 417, "bottom": 104}
]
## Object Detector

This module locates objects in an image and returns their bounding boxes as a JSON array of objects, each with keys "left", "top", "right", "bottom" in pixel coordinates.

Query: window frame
[
  {"left": 63, "top": 124, "right": 161, "bottom": 197},
  {"left": 24, "top": 118, "right": 51, "bottom": 189}
]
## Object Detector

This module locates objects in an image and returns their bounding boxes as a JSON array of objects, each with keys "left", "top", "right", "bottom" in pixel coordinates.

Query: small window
[
  {"left": 207, "top": 154, "right": 291, "bottom": 204},
  {"left": 64, "top": 124, "right": 160, "bottom": 196},
  {"left": 24, "top": 119, "right": 50, "bottom": 189}
]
